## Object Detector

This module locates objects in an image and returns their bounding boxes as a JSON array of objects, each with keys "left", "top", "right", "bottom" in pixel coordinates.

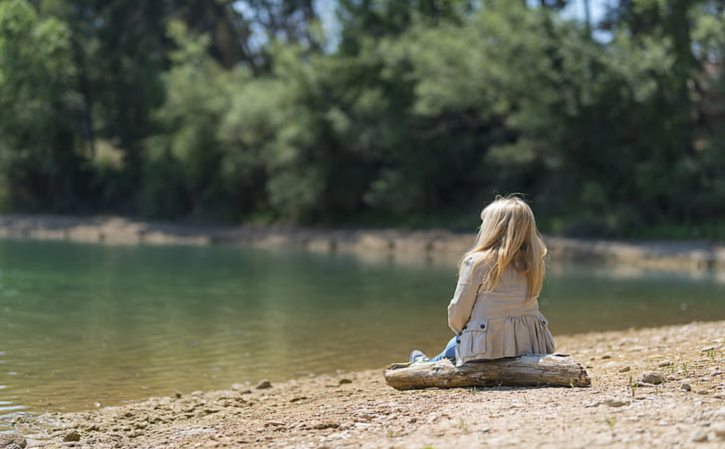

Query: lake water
[{"left": 0, "top": 239, "right": 723, "bottom": 427}]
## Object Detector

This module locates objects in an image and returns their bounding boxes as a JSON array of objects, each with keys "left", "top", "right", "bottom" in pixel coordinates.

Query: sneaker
[{"left": 409, "top": 349, "right": 429, "bottom": 363}]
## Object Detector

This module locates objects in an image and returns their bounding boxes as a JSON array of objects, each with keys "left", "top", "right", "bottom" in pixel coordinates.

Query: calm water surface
[{"left": 0, "top": 239, "right": 723, "bottom": 426}]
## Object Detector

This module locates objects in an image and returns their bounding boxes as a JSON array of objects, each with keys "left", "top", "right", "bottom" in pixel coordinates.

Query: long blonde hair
[{"left": 459, "top": 195, "right": 547, "bottom": 297}]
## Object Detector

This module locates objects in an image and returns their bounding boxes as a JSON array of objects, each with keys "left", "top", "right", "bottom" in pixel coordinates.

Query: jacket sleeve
[{"left": 447, "top": 255, "right": 484, "bottom": 335}]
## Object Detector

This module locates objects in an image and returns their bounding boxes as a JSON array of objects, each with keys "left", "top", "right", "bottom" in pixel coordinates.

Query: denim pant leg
[{"left": 428, "top": 335, "right": 457, "bottom": 363}]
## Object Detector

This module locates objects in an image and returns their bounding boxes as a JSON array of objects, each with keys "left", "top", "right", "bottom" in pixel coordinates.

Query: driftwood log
[{"left": 384, "top": 354, "right": 591, "bottom": 390}]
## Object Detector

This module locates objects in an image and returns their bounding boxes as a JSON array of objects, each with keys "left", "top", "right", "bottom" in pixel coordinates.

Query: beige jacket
[{"left": 447, "top": 252, "right": 555, "bottom": 366}]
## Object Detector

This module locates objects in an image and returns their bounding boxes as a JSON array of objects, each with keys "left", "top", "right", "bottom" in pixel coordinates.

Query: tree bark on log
[{"left": 384, "top": 354, "right": 591, "bottom": 390}]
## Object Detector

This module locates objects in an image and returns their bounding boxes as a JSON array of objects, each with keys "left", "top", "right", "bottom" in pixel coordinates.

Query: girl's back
[
  {"left": 409, "top": 195, "right": 555, "bottom": 366},
  {"left": 452, "top": 253, "right": 554, "bottom": 365}
]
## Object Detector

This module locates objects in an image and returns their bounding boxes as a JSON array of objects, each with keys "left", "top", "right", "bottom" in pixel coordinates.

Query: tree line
[{"left": 0, "top": 0, "right": 723, "bottom": 237}]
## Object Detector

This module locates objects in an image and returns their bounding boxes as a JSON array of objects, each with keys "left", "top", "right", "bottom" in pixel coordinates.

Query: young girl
[{"left": 410, "top": 196, "right": 555, "bottom": 365}]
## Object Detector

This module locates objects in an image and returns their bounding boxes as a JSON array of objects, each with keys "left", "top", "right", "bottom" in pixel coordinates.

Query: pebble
[
  {"left": 63, "top": 431, "right": 81, "bottom": 442},
  {"left": 618, "top": 366, "right": 631, "bottom": 373},
  {"left": 681, "top": 383, "right": 692, "bottom": 392},
  {"left": 700, "top": 346, "right": 716, "bottom": 353},
  {"left": 603, "top": 398, "right": 630, "bottom": 408},
  {"left": 691, "top": 430, "right": 708, "bottom": 443},
  {"left": 339, "top": 378, "right": 352, "bottom": 385},
  {"left": 657, "top": 360, "right": 672, "bottom": 367},
  {"left": 256, "top": 380, "right": 272, "bottom": 390},
  {"left": 312, "top": 421, "right": 340, "bottom": 430},
  {"left": 641, "top": 372, "right": 665, "bottom": 385},
  {"left": 0, "top": 433, "right": 27, "bottom": 449},
  {"left": 711, "top": 424, "right": 725, "bottom": 442}
]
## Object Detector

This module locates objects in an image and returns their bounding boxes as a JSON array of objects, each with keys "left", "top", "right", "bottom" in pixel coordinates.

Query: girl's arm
[{"left": 447, "top": 254, "right": 484, "bottom": 334}]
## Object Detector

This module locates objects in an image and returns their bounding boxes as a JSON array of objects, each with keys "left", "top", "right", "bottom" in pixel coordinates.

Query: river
[{"left": 0, "top": 239, "right": 723, "bottom": 428}]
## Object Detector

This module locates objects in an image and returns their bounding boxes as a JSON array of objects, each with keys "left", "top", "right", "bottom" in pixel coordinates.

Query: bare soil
[{"left": 8, "top": 320, "right": 724, "bottom": 448}]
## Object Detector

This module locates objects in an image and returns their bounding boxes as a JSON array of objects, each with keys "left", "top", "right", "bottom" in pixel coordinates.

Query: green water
[{"left": 0, "top": 239, "right": 723, "bottom": 426}]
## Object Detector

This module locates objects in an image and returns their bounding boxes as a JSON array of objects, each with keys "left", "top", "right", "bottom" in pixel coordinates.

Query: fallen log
[{"left": 384, "top": 354, "right": 591, "bottom": 390}]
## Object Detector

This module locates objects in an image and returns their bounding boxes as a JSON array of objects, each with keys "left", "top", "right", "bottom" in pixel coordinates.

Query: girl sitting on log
[{"left": 410, "top": 195, "right": 555, "bottom": 366}]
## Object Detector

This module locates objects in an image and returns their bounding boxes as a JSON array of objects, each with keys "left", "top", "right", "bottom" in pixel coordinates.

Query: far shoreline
[{"left": 0, "top": 213, "right": 723, "bottom": 271}]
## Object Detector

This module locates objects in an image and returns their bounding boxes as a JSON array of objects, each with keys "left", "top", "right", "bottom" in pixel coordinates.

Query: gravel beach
[{"left": 6, "top": 320, "right": 724, "bottom": 449}]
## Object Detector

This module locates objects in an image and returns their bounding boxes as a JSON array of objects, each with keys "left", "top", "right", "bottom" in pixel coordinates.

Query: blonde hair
[{"left": 459, "top": 195, "right": 547, "bottom": 297}]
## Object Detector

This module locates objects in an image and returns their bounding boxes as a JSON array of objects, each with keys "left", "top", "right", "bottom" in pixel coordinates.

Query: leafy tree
[{"left": 0, "top": 0, "right": 87, "bottom": 211}]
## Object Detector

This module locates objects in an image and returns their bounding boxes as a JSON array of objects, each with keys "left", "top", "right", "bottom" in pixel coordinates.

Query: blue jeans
[{"left": 429, "top": 335, "right": 457, "bottom": 363}]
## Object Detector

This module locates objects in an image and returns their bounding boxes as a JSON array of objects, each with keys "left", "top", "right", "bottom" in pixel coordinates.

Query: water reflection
[{"left": 0, "top": 239, "right": 722, "bottom": 425}]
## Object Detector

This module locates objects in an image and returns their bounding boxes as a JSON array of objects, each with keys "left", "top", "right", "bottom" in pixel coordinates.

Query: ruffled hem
[{"left": 455, "top": 312, "right": 555, "bottom": 366}]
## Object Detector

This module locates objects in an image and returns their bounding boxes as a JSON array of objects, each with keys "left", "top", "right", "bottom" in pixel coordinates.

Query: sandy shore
[
  {"left": 5, "top": 320, "right": 723, "bottom": 448},
  {"left": 0, "top": 213, "right": 723, "bottom": 271}
]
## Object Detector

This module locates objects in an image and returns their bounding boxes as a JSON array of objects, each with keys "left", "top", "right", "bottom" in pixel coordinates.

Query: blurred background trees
[{"left": 0, "top": 0, "right": 722, "bottom": 237}]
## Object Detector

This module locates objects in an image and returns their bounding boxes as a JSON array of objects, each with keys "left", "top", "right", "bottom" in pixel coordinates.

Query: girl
[{"left": 410, "top": 196, "right": 555, "bottom": 365}]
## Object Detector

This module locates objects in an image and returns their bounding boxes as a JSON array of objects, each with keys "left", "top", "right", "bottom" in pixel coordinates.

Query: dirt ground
[{"left": 6, "top": 320, "right": 724, "bottom": 449}]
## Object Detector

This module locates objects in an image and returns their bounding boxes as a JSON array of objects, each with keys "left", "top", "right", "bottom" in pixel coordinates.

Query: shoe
[{"left": 409, "top": 349, "right": 429, "bottom": 363}]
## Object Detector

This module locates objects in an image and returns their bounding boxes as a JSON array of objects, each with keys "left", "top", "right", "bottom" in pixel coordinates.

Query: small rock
[
  {"left": 0, "top": 432, "right": 27, "bottom": 449},
  {"left": 312, "top": 421, "right": 339, "bottom": 430},
  {"left": 641, "top": 371, "right": 665, "bottom": 385},
  {"left": 701, "top": 346, "right": 716, "bottom": 353},
  {"left": 691, "top": 430, "right": 708, "bottom": 443},
  {"left": 174, "top": 392, "right": 182, "bottom": 399},
  {"left": 256, "top": 380, "right": 272, "bottom": 390},
  {"left": 408, "top": 417, "right": 417, "bottom": 424},
  {"left": 681, "top": 383, "right": 692, "bottom": 392},
  {"left": 658, "top": 360, "right": 672, "bottom": 367},
  {"left": 289, "top": 396, "right": 307, "bottom": 403},
  {"left": 713, "top": 423, "right": 725, "bottom": 440},
  {"left": 601, "top": 353, "right": 612, "bottom": 360},
  {"left": 714, "top": 393, "right": 725, "bottom": 399},
  {"left": 603, "top": 398, "right": 630, "bottom": 408},
  {"left": 618, "top": 366, "right": 631, "bottom": 373},
  {"left": 339, "top": 378, "right": 352, "bottom": 385},
  {"left": 63, "top": 431, "right": 81, "bottom": 442}
]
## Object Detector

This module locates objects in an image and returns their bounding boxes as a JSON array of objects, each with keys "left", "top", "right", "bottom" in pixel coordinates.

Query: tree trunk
[{"left": 384, "top": 354, "right": 591, "bottom": 390}]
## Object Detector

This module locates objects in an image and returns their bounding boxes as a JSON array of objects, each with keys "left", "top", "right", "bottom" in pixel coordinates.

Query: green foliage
[
  {"left": 0, "top": 0, "right": 723, "bottom": 236},
  {"left": 0, "top": 0, "right": 86, "bottom": 211}
]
